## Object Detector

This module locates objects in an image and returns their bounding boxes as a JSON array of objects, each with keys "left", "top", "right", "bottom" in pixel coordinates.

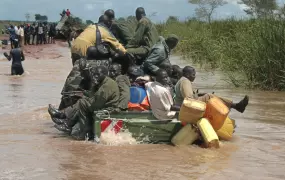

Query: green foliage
[
  {"left": 189, "top": 0, "right": 227, "bottom": 23},
  {"left": 157, "top": 17, "right": 285, "bottom": 90},
  {"left": 86, "top": 20, "right": 94, "bottom": 25},
  {"left": 239, "top": 0, "right": 277, "bottom": 17},
  {"left": 35, "top": 14, "right": 48, "bottom": 21}
]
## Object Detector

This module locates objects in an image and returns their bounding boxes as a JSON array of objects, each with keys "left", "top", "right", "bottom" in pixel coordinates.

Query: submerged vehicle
[{"left": 91, "top": 110, "right": 184, "bottom": 144}]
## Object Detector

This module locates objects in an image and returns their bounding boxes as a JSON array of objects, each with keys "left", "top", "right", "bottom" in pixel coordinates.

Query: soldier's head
[
  {"left": 156, "top": 69, "right": 169, "bottom": 86},
  {"left": 90, "top": 66, "right": 109, "bottom": 85},
  {"left": 98, "top": 15, "right": 111, "bottom": 28},
  {"left": 109, "top": 63, "right": 122, "bottom": 79},
  {"left": 172, "top": 65, "right": 182, "bottom": 79},
  {"left": 127, "top": 65, "right": 144, "bottom": 83},
  {"left": 165, "top": 34, "right": 179, "bottom": 50},
  {"left": 160, "top": 62, "right": 173, "bottom": 77},
  {"left": 183, "top": 66, "right": 196, "bottom": 82},
  {"left": 104, "top": 9, "right": 115, "bottom": 21},
  {"left": 135, "top": 7, "right": 146, "bottom": 21},
  {"left": 13, "top": 40, "right": 19, "bottom": 48},
  {"left": 86, "top": 46, "right": 98, "bottom": 60}
]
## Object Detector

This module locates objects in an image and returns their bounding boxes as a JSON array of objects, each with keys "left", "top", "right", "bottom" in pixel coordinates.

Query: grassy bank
[{"left": 157, "top": 18, "right": 285, "bottom": 91}]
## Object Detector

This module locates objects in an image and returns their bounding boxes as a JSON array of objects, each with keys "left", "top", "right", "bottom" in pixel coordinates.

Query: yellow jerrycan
[
  {"left": 216, "top": 117, "right": 235, "bottom": 141},
  {"left": 197, "top": 118, "right": 220, "bottom": 148},
  {"left": 179, "top": 98, "right": 206, "bottom": 124},
  {"left": 171, "top": 124, "right": 199, "bottom": 146}
]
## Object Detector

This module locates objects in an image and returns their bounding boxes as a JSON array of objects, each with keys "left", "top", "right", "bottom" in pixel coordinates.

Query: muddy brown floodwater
[{"left": 0, "top": 43, "right": 285, "bottom": 180}]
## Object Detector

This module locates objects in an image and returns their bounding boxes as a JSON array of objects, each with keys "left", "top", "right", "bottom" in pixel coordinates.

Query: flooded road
[{"left": 0, "top": 43, "right": 285, "bottom": 180}]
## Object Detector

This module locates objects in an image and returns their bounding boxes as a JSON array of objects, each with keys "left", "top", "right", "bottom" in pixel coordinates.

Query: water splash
[{"left": 100, "top": 129, "right": 137, "bottom": 146}]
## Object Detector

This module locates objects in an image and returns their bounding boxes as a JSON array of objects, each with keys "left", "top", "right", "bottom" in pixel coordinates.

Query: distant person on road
[
  {"left": 37, "top": 23, "right": 44, "bottom": 45},
  {"left": 3, "top": 40, "right": 25, "bottom": 75},
  {"left": 48, "top": 23, "right": 56, "bottom": 44},
  {"left": 8, "top": 25, "right": 17, "bottom": 49},
  {"left": 24, "top": 24, "right": 32, "bottom": 45},
  {"left": 66, "top": 9, "right": 71, "bottom": 17}
]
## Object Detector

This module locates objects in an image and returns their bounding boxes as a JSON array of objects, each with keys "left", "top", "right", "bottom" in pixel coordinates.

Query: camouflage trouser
[
  {"left": 127, "top": 46, "right": 149, "bottom": 65},
  {"left": 64, "top": 97, "right": 93, "bottom": 140},
  {"left": 58, "top": 95, "right": 82, "bottom": 110}
]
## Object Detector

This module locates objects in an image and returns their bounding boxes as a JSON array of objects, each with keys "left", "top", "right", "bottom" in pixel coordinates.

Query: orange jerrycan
[
  {"left": 204, "top": 97, "right": 229, "bottom": 131},
  {"left": 179, "top": 98, "right": 206, "bottom": 123}
]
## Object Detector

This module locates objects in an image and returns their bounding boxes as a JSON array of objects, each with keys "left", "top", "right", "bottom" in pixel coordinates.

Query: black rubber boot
[
  {"left": 232, "top": 95, "right": 249, "bottom": 113},
  {"left": 48, "top": 104, "right": 66, "bottom": 119},
  {"left": 54, "top": 124, "right": 71, "bottom": 133}
]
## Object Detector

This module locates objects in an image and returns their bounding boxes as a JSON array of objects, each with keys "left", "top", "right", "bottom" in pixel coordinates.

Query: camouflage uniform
[
  {"left": 126, "top": 17, "right": 159, "bottom": 63},
  {"left": 110, "top": 20, "right": 134, "bottom": 46},
  {"left": 59, "top": 58, "right": 111, "bottom": 110},
  {"left": 142, "top": 36, "right": 171, "bottom": 75},
  {"left": 64, "top": 77, "right": 120, "bottom": 140},
  {"left": 115, "top": 75, "right": 131, "bottom": 110}
]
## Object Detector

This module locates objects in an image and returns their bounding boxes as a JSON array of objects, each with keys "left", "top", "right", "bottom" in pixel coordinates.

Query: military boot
[{"left": 48, "top": 104, "right": 66, "bottom": 119}]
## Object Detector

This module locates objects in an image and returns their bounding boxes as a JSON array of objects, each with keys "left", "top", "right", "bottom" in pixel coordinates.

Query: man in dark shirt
[{"left": 3, "top": 40, "right": 25, "bottom": 75}]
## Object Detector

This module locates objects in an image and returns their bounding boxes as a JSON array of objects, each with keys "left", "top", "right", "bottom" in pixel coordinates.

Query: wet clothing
[
  {"left": 174, "top": 77, "right": 232, "bottom": 107},
  {"left": 145, "top": 81, "right": 176, "bottom": 120},
  {"left": 7, "top": 48, "right": 25, "bottom": 75},
  {"left": 115, "top": 75, "right": 131, "bottom": 110},
  {"left": 71, "top": 24, "right": 126, "bottom": 58},
  {"left": 64, "top": 77, "right": 120, "bottom": 139},
  {"left": 110, "top": 20, "right": 133, "bottom": 46},
  {"left": 142, "top": 36, "right": 171, "bottom": 75}
]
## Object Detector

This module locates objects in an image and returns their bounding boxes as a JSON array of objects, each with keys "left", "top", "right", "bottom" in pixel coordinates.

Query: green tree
[
  {"left": 166, "top": 16, "right": 179, "bottom": 23},
  {"left": 86, "top": 20, "right": 94, "bottom": 25},
  {"left": 189, "top": 0, "right": 227, "bottom": 23},
  {"left": 35, "top": 14, "right": 41, "bottom": 21},
  {"left": 239, "top": 0, "right": 277, "bottom": 17}
]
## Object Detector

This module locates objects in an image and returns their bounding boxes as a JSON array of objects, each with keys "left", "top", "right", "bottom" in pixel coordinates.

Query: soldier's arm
[
  {"left": 3, "top": 51, "right": 12, "bottom": 61},
  {"left": 21, "top": 50, "right": 25, "bottom": 61},
  {"left": 127, "top": 20, "right": 147, "bottom": 47},
  {"left": 102, "top": 28, "right": 127, "bottom": 54},
  {"left": 143, "top": 48, "right": 163, "bottom": 74}
]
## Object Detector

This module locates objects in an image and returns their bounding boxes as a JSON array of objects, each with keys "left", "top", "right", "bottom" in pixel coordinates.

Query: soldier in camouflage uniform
[
  {"left": 49, "top": 66, "right": 120, "bottom": 140},
  {"left": 104, "top": 9, "right": 134, "bottom": 46},
  {"left": 126, "top": 7, "right": 159, "bottom": 65},
  {"left": 109, "top": 63, "right": 131, "bottom": 111},
  {"left": 58, "top": 46, "right": 111, "bottom": 110}
]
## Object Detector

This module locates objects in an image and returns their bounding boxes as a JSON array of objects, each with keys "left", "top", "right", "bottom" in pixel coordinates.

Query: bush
[{"left": 157, "top": 17, "right": 285, "bottom": 90}]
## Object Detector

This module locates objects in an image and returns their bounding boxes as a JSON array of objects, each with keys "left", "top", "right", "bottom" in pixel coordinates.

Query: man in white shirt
[
  {"left": 145, "top": 69, "right": 180, "bottom": 120},
  {"left": 18, "top": 25, "right": 24, "bottom": 47}
]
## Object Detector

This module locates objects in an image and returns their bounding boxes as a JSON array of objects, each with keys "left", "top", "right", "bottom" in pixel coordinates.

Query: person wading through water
[
  {"left": 70, "top": 15, "right": 126, "bottom": 65},
  {"left": 3, "top": 40, "right": 25, "bottom": 75}
]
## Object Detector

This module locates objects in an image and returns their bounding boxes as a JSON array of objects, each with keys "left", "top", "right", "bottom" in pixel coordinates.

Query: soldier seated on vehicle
[
  {"left": 59, "top": 46, "right": 107, "bottom": 110},
  {"left": 49, "top": 66, "right": 120, "bottom": 140},
  {"left": 109, "top": 63, "right": 131, "bottom": 112},
  {"left": 126, "top": 7, "right": 159, "bottom": 65},
  {"left": 71, "top": 14, "right": 126, "bottom": 65},
  {"left": 141, "top": 34, "right": 179, "bottom": 76},
  {"left": 145, "top": 69, "right": 180, "bottom": 120}
]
